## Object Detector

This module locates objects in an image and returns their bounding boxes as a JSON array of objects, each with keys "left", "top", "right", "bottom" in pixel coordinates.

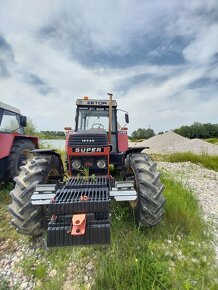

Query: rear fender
[
  {"left": 124, "top": 146, "right": 149, "bottom": 159},
  {"left": 0, "top": 133, "right": 14, "bottom": 159},
  {"left": 0, "top": 134, "right": 39, "bottom": 159},
  {"left": 20, "top": 135, "right": 39, "bottom": 148},
  {"left": 117, "top": 131, "right": 128, "bottom": 152}
]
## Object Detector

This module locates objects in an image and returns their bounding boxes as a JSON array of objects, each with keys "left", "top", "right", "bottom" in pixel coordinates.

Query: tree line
[
  {"left": 130, "top": 128, "right": 155, "bottom": 140},
  {"left": 25, "top": 118, "right": 65, "bottom": 139},
  {"left": 40, "top": 131, "right": 65, "bottom": 137},
  {"left": 130, "top": 122, "right": 218, "bottom": 140},
  {"left": 174, "top": 122, "right": 218, "bottom": 139},
  {"left": 25, "top": 117, "right": 218, "bottom": 140}
]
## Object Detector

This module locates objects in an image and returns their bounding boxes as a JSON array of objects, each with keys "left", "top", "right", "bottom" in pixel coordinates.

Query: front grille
[{"left": 68, "top": 134, "right": 108, "bottom": 147}]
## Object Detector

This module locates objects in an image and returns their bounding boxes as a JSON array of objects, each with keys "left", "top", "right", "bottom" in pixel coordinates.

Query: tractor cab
[
  {"left": 75, "top": 97, "right": 129, "bottom": 152},
  {"left": 0, "top": 102, "right": 27, "bottom": 134},
  {"left": 65, "top": 96, "right": 129, "bottom": 175}
]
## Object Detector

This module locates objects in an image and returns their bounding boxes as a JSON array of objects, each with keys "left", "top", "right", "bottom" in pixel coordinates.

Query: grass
[
  {"left": 17, "top": 241, "right": 96, "bottom": 290},
  {"left": 205, "top": 138, "right": 218, "bottom": 145},
  {"left": 153, "top": 152, "right": 218, "bottom": 172},
  {"left": 0, "top": 172, "right": 217, "bottom": 289},
  {"left": 92, "top": 174, "right": 217, "bottom": 290}
]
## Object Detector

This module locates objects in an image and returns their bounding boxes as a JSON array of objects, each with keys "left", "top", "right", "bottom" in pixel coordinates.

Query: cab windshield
[
  {"left": 77, "top": 107, "right": 116, "bottom": 132},
  {"left": 0, "top": 109, "right": 23, "bottom": 133}
]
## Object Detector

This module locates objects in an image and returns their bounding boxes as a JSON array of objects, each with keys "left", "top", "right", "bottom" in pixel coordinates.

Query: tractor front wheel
[
  {"left": 125, "top": 153, "right": 165, "bottom": 226},
  {"left": 8, "top": 155, "right": 63, "bottom": 236}
]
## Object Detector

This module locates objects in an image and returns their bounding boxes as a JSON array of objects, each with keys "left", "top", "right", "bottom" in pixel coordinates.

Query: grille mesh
[{"left": 68, "top": 134, "right": 108, "bottom": 147}]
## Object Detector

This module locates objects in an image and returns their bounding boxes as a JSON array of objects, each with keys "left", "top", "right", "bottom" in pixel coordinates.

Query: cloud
[
  {"left": 183, "top": 25, "right": 218, "bottom": 64},
  {"left": 0, "top": 34, "right": 14, "bottom": 77},
  {"left": 0, "top": 0, "right": 217, "bottom": 133},
  {"left": 23, "top": 73, "right": 53, "bottom": 95}
]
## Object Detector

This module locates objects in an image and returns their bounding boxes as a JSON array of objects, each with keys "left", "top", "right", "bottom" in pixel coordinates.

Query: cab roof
[
  {"left": 0, "top": 102, "right": 21, "bottom": 114},
  {"left": 76, "top": 99, "right": 117, "bottom": 107}
]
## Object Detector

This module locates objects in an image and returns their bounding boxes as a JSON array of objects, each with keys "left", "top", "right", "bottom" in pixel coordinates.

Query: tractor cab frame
[
  {"left": 74, "top": 98, "right": 129, "bottom": 170},
  {"left": 0, "top": 102, "right": 26, "bottom": 134}
]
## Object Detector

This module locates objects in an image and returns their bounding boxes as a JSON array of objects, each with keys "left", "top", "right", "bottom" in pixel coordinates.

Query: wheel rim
[{"left": 46, "top": 169, "right": 60, "bottom": 183}]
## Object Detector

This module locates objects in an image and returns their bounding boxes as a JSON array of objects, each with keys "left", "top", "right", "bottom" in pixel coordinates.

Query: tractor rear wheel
[
  {"left": 125, "top": 153, "right": 165, "bottom": 226},
  {"left": 6, "top": 139, "right": 35, "bottom": 181},
  {"left": 8, "top": 155, "right": 63, "bottom": 236}
]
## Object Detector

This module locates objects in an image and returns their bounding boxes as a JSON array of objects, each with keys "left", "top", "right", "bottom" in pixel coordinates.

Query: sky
[{"left": 0, "top": 0, "right": 218, "bottom": 134}]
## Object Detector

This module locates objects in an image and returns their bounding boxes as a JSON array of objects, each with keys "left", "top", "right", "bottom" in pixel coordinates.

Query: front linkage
[{"left": 31, "top": 176, "right": 136, "bottom": 247}]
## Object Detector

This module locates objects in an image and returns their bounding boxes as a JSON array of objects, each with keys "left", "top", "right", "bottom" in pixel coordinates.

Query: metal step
[
  {"left": 110, "top": 181, "right": 137, "bottom": 201},
  {"left": 31, "top": 184, "right": 57, "bottom": 205}
]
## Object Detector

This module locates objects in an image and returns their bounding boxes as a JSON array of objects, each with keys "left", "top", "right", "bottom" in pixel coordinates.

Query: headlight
[
  {"left": 97, "top": 159, "right": 106, "bottom": 169},
  {"left": 72, "top": 160, "right": 81, "bottom": 170}
]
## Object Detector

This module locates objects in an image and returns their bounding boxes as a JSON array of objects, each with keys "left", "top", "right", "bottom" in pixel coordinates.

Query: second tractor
[{"left": 0, "top": 102, "right": 38, "bottom": 182}]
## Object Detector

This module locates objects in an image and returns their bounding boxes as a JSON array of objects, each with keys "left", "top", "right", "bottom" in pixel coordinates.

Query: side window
[
  {"left": 0, "top": 110, "right": 21, "bottom": 133},
  {"left": 117, "top": 110, "right": 127, "bottom": 130}
]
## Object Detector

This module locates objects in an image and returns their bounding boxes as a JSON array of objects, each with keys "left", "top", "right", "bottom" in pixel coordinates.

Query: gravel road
[
  {"left": 158, "top": 161, "right": 218, "bottom": 261},
  {"left": 0, "top": 236, "right": 95, "bottom": 289}
]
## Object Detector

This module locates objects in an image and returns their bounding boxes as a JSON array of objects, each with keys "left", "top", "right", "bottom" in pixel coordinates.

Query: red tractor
[
  {"left": 0, "top": 102, "right": 38, "bottom": 182},
  {"left": 9, "top": 95, "right": 165, "bottom": 246}
]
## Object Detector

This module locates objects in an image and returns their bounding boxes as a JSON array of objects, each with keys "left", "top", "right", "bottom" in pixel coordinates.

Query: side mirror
[
  {"left": 20, "top": 115, "right": 27, "bottom": 127},
  {"left": 125, "top": 113, "right": 129, "bottom": 124}
]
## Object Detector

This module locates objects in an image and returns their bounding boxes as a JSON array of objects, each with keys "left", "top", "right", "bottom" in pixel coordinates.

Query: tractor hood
[{"left": 68, "top": 129, "right": 108, "bottom": 147}]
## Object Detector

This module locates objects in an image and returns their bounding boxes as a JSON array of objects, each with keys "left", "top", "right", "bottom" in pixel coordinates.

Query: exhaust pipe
[{"left": 107, "top": 93, "right": 113, "bottom": 144}]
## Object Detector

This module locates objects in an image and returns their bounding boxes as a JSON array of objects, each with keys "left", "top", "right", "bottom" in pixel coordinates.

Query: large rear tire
[
  {"left": 8, "top": 155, "right": 63, "bottom": 236},
  {"left": 125, "top": 153, "right": 165, "bottom": 226},
  {"left": 6, "top": 139, "right": 35, "bottom": 181}
]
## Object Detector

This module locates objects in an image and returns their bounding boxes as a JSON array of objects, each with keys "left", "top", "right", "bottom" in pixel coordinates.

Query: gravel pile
[
  {"left": 158, "top": 161, "right": 218, "bottom": 261},
  {"left": 167, "top": 138, "right": 218, "bottom": 155},
  {"left": 129, "top": 131, "right": 188, "bottom": 152},
  {"left": 142, "top": 131, "right": 188, "bottom": 153},
  {"left": 129, "top": 131, "right": 218, "bottom": 155}
]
